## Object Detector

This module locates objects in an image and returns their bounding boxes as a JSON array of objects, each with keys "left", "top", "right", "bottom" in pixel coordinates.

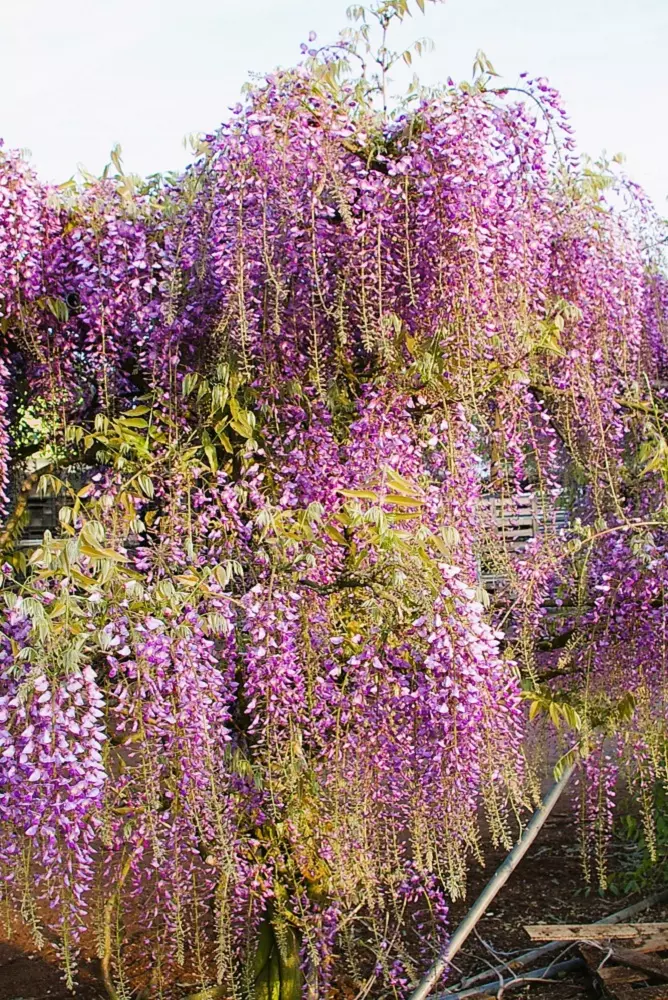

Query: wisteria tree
[{"left": 1, "top": 1, "right": 668, "bottom": 997}]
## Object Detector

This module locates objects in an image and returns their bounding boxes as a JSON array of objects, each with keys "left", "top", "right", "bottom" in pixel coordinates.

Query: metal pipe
[
  {"left": 450, "top": 885, "right": 668, "bottom": 993},
  {"left": 408, "top": 763, "right": 576, "bottom": 1000},
  {"left": 436, "top": 957, "right": 585, "bottom": 999}
]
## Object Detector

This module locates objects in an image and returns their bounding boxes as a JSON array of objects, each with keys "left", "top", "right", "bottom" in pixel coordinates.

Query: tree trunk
[{"left": 254, "top": 914, "right": 302, "bottom": 1000}]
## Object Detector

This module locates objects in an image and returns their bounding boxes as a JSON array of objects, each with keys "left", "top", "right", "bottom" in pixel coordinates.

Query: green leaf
[
  {"left": 120, "top": 417, "right": 148, "bottom": 429},
  {"left": 324, "top": 524, "right": 347, "bottom": 545},
  {"left": 385, "top": 467, "right": 424, "bottom": 498},
  {"left": 229, "top": 407, "right": 255, "bottom": 438},
  {"left": 37, "top": 474, "right": 64, "bottom": 498},
  {"left": 561, "top": 704, "right": 582, "bottom": 730},
  {"left": 217, "top": 432, "right": 233, "bottom": 454},
  {"left": 45, "top": 297, "right": 69, "bottom": 323},
  {"left": 80, "top": 541, "right": 127, "bottom": 563},
  {"left": 213, "top": 564, "right": 231, "bottom": 587},
  {"left": 211, "top": 384, "right": 229, "bottom": 411},
  {"left": 384, "top": 494, "right": 425, "bottom": 507},
  {"left": 553, "top": 747, "right": 578, "bottom": 779},
  {"left": 81, "top": 521, "right": 105, "bottom": 545},
  {"left": 110, "top": 143, "right": 124, "bottom": 175},
  {"left": 137, "top": 474, "right": 155, "bottom": 499},
  {"left": 339, "top": 489, "right": 378, "bottom": 501},
  {"left": 204, "top": 444, "right": 218, "bottom": 473},
  {"left": 58, "top": 506, "right": 73, "bottom": 526}
]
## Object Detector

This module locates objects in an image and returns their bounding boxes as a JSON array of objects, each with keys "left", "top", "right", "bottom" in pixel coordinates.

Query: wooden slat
[
  {"left": 609, "top": 947, "right": 668, "bottom": 984},
  {"left": 525, "top": 923, "right": 668, "bottom": 942},
  {"left": 641, "top": 936, "right": 668, "bottom": 954},
  {"left": 599, "top": 965, "right": 650, "bottom": 985},
  {"left": 580, "top": 943, "right": 668, "bottom": 1000}
]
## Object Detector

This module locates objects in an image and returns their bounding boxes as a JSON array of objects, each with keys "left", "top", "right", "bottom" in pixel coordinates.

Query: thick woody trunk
[{"left": 254, "top": 914, "right": 302, "bottom": 1000}]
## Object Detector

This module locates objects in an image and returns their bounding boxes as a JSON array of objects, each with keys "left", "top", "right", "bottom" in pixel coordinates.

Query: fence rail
[
  {"left": 477, "top": 493, "right": 570, "bottom": 591},
  {"left": 12, "top": 488, "right": 572, "bottom": 592}
]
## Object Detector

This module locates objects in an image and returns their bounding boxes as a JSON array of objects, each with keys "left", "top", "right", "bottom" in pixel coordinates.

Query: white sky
[{"left": 1, "top": 0, "right": 666, "bottom": 211}]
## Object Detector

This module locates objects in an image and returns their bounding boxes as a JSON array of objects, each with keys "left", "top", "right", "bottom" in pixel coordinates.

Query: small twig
[
  {"left": 352, "top": 971, "right": 379, "bottom": 1000},
  {"left": 298, "top": 572, "right": 379, "bottom": 595},
  {"left": 596, "top": 945, "right": 614, "bottom": 973},
  {"left": 472, "top": 928, "right": 517, "bottom": 983},
  {"left": 101, "top": 848, "right": 141, "bottom": 1000},
  {"left": 496, "top": 975, "right": 562, "bottom": 999},
  {"left": 542, "top": 942, "right": 576, "bottom": 975},
  {"left": 184, "top": 988, "right": 226, "bottom": 1000},
  {"left": 464, "top": 943, "right": 504, "bottom": 994}
]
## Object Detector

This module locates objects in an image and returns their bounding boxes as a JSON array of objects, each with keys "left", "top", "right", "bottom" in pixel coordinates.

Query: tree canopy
[{"left": 1, "top": 2, "right": 668, "bottom": 996}]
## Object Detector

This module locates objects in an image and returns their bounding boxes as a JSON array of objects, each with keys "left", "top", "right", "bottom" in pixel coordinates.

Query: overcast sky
[{"left": 2, "top": 0, "right": 666, "bottom": 211}]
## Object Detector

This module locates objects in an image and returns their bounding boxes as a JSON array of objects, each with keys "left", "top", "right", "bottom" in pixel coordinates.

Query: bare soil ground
[
  {"left": 1, "top": 803, "right": 665, "bottom": 1000},
  {"left": 445, "top": 803, "right": 668, "bottom": 999},
  {"left": 0, "top": 938, "right": 103, "bottom": 1000}
]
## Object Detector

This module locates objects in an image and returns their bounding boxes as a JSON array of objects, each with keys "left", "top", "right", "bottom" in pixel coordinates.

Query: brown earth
[
  {"left": 0, "top": 938, "right": 103, "bottom": 1000},
  {"left": 443, "top": 804, "right": 667, "bottom": 1000}
]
